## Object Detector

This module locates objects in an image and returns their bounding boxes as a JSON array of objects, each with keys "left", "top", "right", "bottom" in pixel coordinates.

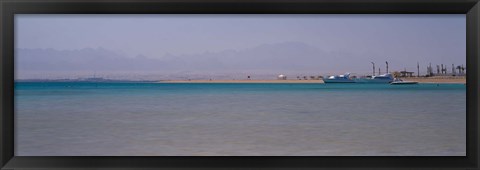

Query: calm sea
[{"left": 14, "top": 82, "right": 466, "bottom": 156}]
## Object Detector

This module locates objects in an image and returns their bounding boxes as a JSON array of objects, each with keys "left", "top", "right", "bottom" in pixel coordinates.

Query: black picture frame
[{"left": 1, "top": 0, "right": 479, "bottom": 169}]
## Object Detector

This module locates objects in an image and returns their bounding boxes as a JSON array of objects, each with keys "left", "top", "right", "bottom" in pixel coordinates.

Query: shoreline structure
[{"left": 160, "top": 77, "right": 466, "bottom": 84}]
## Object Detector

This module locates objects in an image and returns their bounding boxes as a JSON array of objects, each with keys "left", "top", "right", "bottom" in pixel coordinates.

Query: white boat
[
  {"left": 390, "top": 78, "right": 418, "bottom": 85},
  {"left": 354, "top": 73, "right": 394, "bottom": 83},
  {"left": 323, "top": 73, "right": 355, "bottom": 83}
]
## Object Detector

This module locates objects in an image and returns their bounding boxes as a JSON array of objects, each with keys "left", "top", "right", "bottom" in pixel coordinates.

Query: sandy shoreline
[
  {"left": 160, "top": 79, "right": 323, "bottom": 83},
  {"left": 402, "top": 77, "right": 466, "bottom": 84},
  {"left": 160, "top": 77, "right": 466, "bottom": 84}
]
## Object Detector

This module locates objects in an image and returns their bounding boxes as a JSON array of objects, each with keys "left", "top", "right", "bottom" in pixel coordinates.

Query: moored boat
[
  {"left": 390, "top": 78, "right": 418, "bottom": 85},
  {"left": 354, "top": 73, "right": 394, "bottom": 83},
  {"left": 323, "top": 73, "right": 355, "bottom": 83}
]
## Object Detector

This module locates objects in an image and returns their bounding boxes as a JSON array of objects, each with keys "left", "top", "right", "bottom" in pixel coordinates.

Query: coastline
[
  {"left": 160, "top": 77, "right": 466, "bottom": 84},
  {"left": 403, "top": 77, "right": 466, "bottom": 84},
  {"left": 159, "top": 79, "right": 323, "bottom": 83}
]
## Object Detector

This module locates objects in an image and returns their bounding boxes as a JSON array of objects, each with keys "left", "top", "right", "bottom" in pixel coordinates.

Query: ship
[
  {"left": 322, "top": 73, "right": 355, "bottom": 83},
  {"left": 390, "top": 78, "right": 418, "bottom": 85},
  {"left": 354, "top": 73, "right": 394, "bottom": 83}
]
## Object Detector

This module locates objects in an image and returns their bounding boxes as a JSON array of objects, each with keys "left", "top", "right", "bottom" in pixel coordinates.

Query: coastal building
[{"left": 400, "top": 71, "right": 414, "bottom": 77}]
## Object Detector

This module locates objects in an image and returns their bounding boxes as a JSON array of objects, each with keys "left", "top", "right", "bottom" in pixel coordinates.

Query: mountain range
[{"left": 16, "top": 42, "right": 364, "bottom": 79}]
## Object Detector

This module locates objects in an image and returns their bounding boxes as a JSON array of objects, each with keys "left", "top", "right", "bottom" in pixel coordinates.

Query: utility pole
[
  {"left": 452, "top": 64, "right": 455, "bottom": 74},
  {"left": 429, "top": 63, "right": 432, "bottom": 76},
  {"left": 386, "top": 61, "right": 389, "bottom": 73},
  {"left": 427, "top": 66, "right": 430, "bottom": 76},
  {"left": 371, "top": 62, "right": 375, "bottom": 76},
  {"left": 417, "top": 62, "right": 420, "bottom": 77}
]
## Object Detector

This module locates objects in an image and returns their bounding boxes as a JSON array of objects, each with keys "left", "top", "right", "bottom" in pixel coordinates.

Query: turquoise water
[{"left": 15, "top": 82, "right": 466, "bottom": 156}]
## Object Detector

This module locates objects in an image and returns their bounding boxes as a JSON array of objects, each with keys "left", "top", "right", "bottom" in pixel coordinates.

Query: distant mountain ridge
[
  {"left": 17, "top": 47, "right": 161, "bottom": 71},
  {"left": 17, "top": 42, "right": 363, "bottom": 79}
]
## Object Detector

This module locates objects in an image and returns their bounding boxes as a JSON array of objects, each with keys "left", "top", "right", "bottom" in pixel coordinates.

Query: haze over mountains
[
  {"left": 16, "top": 42, "right": 359, "bottom": 80},
  {"left": 16, "top": 41, "right": 464, "bottom": 80},
  {"left": 16, "top": 15, "right": 466, "bottom": 80}
]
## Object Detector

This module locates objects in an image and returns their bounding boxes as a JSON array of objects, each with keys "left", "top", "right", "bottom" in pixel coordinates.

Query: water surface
[{"left": 15, "top": 82, "right": 466, "bottom": 156}]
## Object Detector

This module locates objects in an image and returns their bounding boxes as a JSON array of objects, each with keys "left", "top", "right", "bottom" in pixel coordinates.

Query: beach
[
  {"left": 403, "top": 77, "right": 466, "bottom": 84},
  {"left": 160, "top": 79, "right": 324, "bottom": 83},
  {"left": 161, "top": 77, "right": 466, "bottom": 84}
]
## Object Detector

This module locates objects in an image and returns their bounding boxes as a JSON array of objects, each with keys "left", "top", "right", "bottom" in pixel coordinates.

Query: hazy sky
[{"left": 15, "top": 14, "right": 466, "bottom": 78}]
